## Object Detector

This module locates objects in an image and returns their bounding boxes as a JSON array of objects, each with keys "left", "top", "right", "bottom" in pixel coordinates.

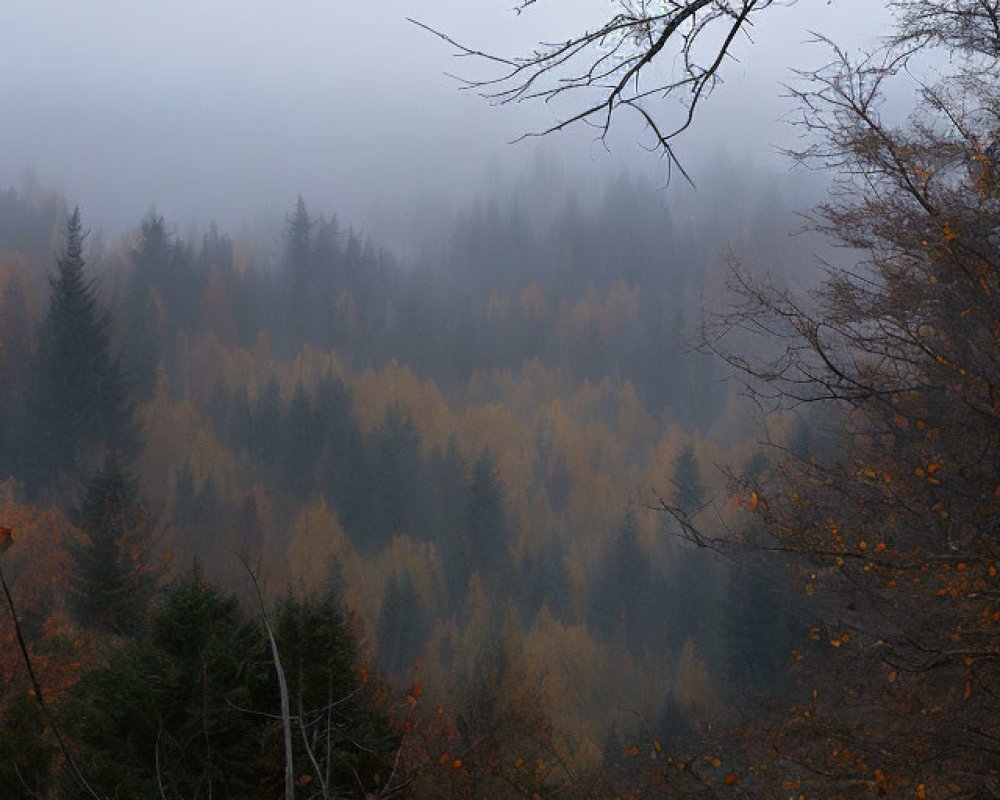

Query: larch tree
[{"left": 424, "top": 1, "right": 1000, "bottom": 793}]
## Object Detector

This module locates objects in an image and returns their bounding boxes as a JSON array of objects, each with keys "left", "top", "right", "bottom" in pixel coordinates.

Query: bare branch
[{"left": 411, "top": 1, "right": 783, "bottom": 174}]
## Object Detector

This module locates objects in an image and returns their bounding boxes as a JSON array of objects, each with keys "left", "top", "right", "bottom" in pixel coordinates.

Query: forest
[
  {"left": 0, "top": 160, "right": 809, "bottom": 797},
  {"left": 2, "top": 0, "right": 999, "bottom": 798}
]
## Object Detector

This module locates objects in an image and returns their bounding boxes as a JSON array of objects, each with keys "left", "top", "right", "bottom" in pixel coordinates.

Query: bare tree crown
[{"left": 416, "top": 1, "right": 1000, "bottom": 179}]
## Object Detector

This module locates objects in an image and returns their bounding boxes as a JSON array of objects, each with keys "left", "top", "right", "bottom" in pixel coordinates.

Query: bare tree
[{"left": 646, "top": 6, "right": 1000, "bottom": 795}]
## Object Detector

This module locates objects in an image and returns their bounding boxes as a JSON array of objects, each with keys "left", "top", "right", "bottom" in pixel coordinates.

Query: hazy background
[{"left": 0, "top": 0, "right": 892, "bottom": 241}]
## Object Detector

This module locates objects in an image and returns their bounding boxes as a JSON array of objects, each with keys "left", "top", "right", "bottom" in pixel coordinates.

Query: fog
[
  {"left": 2, "top": 0, "right": 891, "bottom": 239},
  {"left": 9, "top": 2, "right": 993, "bottom": 796}
]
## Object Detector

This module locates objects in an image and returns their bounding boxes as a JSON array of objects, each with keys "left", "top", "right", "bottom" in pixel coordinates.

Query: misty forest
[{"left": 2, "top": 1, "right": 1000, "bottom": 798}]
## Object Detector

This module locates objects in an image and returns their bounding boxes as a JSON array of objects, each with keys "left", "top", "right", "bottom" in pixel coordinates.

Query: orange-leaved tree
[{"left": 668, "top": 6, "right": 1000, "bottom": 796}]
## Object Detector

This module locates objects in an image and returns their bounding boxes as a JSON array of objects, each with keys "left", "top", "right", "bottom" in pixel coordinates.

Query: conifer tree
[
  {"left": 279, "top": 381, "right": 323, "bottom": 497},
  {"left": 464, "top": 449, "right": 509, "bottom": 573},
  {"left": 67, "top": 453, "right": 158, "bottom": 635},
  {"left": 670, "top": 442, "right": 704, "bottom": 514},
  {"left": 376, "top": 570, "right": 430, "bottom": 679},
  {"left": 30, "top": 208, "right": 134, "bottom": 487},
  {"left": 285, "top": 195, "right": 312, "bottom": 280},
  {"left": 370, "top": 405, "right": 422, "bottom": 541}
]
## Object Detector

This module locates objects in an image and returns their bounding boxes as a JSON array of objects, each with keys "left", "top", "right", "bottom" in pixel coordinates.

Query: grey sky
[{"left": 0, "top": 1, "right": 892, "bottom": 238}]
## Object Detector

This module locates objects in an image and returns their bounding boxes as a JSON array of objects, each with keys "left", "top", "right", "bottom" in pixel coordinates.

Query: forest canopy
[{"left": 0, "top": 0, "right": 998, "bottom": 798}]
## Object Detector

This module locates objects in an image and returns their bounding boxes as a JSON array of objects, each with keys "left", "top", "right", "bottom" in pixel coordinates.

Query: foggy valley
[{"left": 0, "top": 1, "right": 997, "bottom": 798}]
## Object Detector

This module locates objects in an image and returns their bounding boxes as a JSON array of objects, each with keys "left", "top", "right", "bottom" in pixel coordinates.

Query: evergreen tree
[
  {"left": 275, "top": 581, "right": 396, "bottom": 797},
  {"left": 61, "top": 568, "right": 271, "bottom": 799},
  {"left": 60, "top": 568, "right": 394, "bottom": 799},
  {"left": 67, "top": 453, "right": 158, "bottom": 635},
  {"left": 249, "top": 376, "right": 282, "bottom": 468},
  {"left": 285, "top": 195, "right": 312, "bottom": 280},
  {"left": 121, "top": 212, "right": 173, "bottom": 399},
  {"left": 370, "top": 405, "right": 422, "bottom": 542},
  {"left": 0, "top": 278, "right": 30, "bottom": 477},
  {"left": 279, "top": 381, "right": 323, "bottom": 497},
  {"left": 464, "top": 449, "right": 509, "bottom": 574},
  {"left": 376, "top": 570, "right": 430, "bottom": 679},
  {"left": 670, "top": 442, "right": 704, "bottom": 514},
  {"left": 590, "top": 506, "right": 653, "bottom": 649},
  {"left": 30, "top": 208, "right": 135, "bottom": 488}
]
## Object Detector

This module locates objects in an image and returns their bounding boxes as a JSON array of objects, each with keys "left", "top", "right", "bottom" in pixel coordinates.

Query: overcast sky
[{"left": 0, "top": 1, "right": 893, "bottom": 239}]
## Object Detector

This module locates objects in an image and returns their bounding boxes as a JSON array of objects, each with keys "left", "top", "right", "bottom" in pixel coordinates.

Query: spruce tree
[
  {"left": 464, "top": 449, "right": 509, "bottom": 573},
  {"left": 279, "top": 381, "right": 323, "bottom": 497},
  {"left": 670, "top": 442, "right": 704, "bottom": 514},
  {"left": 67, "top": 453, "right": 158, "bottom": 635},
  {"left": 30, "top": 208, "right": 134, "bottom": 487},
  {"left": 376, "top": 570, "right": 429, "bottom": 679}
]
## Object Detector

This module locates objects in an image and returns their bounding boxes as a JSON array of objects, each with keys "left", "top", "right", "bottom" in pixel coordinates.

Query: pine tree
[{"left": 30, "top": 208, "right": 134, "bottom": 487}]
